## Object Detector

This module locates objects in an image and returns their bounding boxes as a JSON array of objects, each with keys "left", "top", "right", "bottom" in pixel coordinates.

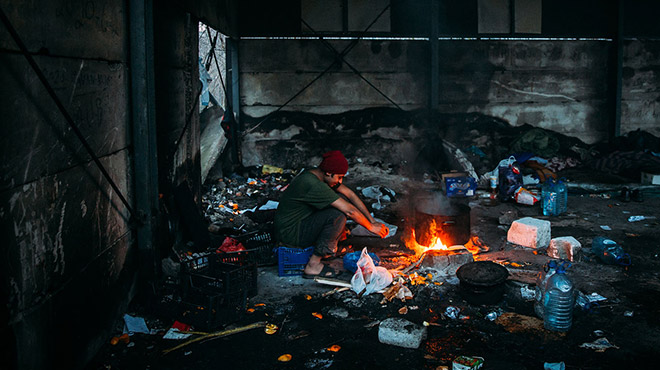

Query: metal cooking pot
[
  {"left": 414, "top": 192, "right": 471, "bottom": 247},
  {"left": 456, "top": 261, "right": 510, "bottom": 305}
]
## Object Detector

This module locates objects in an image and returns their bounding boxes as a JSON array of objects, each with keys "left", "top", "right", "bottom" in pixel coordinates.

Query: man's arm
[
  {"left": 335, "top": 184, "right": 376, "bottom": 223},
  {"left": 330, "top": 188, "right": 388, "bottom": 238}
]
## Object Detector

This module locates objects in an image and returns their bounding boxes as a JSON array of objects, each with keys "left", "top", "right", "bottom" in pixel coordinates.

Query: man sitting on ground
[{"left": 274, "top": 150, "right": 389, "bottom": 278}]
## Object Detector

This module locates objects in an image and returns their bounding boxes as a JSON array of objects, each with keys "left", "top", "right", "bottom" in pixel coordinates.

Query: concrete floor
[{"left": 86, "top": 187, "right": 660, "bottom": 369}]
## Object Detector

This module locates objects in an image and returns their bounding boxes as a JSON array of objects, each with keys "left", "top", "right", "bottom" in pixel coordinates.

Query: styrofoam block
[
  {"left": 507, "top": 217, "right": 551, "bottom": 249},
  {"left": 378, "top": 318, "right": 427, "bottom": 349},
  {"left": 547, "top": 236, "right": 581, "bottom": 261}
]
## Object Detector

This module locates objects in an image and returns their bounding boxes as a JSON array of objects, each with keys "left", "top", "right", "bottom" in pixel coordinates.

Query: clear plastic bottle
[
  {"left": 541, "top": 178, "right": 557, "bottom": 216},
  {"left": 591, "top": 237, "right": 631, "bottom": 266},
  {"left": 543, "top": 266, "right": 575, "bottom": 332},
  {"left": 534, "top": 260, "right": 558, "bottom": 318}
]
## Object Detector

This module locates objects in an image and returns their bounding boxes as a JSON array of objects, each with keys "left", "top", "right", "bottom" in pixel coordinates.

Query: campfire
[{"left": 394, "top": 191, "right": 484, "bottom": 275}]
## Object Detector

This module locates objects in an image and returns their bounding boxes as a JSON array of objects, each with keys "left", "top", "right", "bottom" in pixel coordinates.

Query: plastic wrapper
[{"left": 514, "top": 187, "right": 539, "bottom": 205}]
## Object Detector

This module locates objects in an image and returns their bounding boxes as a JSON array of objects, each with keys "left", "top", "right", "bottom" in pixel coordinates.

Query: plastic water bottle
[
  {"left": 541, "top": 178, "right": 557, "bottom": 216},
  {"left": 534, "top": 260, "right": 558, "bottom": 318},
  {"left": 555, "top": 178, "right": 567, "bottom": 215},
  {"left": 591, "top": 237, "right": 631, "bottom": 266},
  {"left": 543, "top": 265, "right": 575, "bottom": 332}
]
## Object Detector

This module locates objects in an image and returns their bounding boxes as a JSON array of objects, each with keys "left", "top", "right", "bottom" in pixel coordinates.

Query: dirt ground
[{"left": 85, "top": 179, "right": 660, "bottom": 370}]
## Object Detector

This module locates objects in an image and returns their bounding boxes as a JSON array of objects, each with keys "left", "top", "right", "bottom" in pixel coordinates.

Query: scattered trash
[
  {"left": 216, "top": 237, "right": 245, "bottom": 253},
  {"left": 579, "top": 337, "right": 619, "bottom": 352},
  {"left": 599, "top": 225, "right": 612, "bottom": 231},
  {"left": 544, "top": 362, "right": 565, "bottom": 370},
  {"left": 378, "top": 318, "right": 427, "bottom": 349},
  {"left": 485, "top": 311, "right": 500, "bottom": 321},
  {"left": 592, "top": 237, "right": 631, "bottom": 266},
  {"left": 628, "top": 215, "right": 656, "bottom": 222},
  {"left": 277, "top": 354, "right": 292, "bottom": 362},
  {"left": 264, "top": 324, "right": 278, "bottom": 335},
  {"left": 350, "top": 248, "right": 393, "bottom": 296},
  {"left": 343, "top": 251, "right": 380, "bottom": 273},
  {"left": 163, "top": 321, "right": 193, "bottom": 340},
  {"left": 452, "top": 355, "right": 484, "bottom": 370},
  {"left": 624, "top": 311, "right": 634, "bottom": 317},
  {"left": 398, "top": 306, "right": 409, "bottom": 315},
  {"left": 110, "top": 333, "right": 130, "bottom": 345},
  {"left": 262, "top": 164, "right": 283, "bottom": 175},
  {"left": 123, "top": 314, "right": 150, "bottom": 335},
  {"left": 327, "top": 345, "right": 341, "bottom": 352},
  {"left": 520, "top": 285, "right": 536, "bottom": 301},
  {"left": 163, "top": 321, "right": 267, "bottom": 355},
  {"left": 514, "top": 187, "right": 540, "bottom": 205},
  {"left": 445, "top": 306, "right": 460, "bottom": 320},
  {"left": 312, "top": 312, "right": 323, "bottom": 320}
]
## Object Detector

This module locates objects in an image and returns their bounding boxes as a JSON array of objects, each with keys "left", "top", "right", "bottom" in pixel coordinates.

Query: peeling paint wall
[
  {"left": 0, "top": 0, "right": 135, "bottom": 369},
  {"left": 622, "top": 39, "right": 660, "bottom": 138},
  {"left": 239, "top": 38, "right": 616, "bottom": 148}
]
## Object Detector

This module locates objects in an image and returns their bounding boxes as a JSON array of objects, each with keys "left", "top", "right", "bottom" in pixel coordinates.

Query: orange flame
[
  {"left": 402, "top": 224, "right": 448, "bottom": 255},
  {"left": 402, "top": 219, "right": 484, "bottom": 256}
]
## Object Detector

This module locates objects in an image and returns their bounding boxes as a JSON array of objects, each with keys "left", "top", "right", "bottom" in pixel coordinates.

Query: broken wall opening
[{"left": 198, "top": 23, "right": 230, "bottom": 184}]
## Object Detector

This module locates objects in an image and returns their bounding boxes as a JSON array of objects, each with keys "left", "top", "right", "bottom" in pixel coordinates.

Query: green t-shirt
[{"left": 274, "top": 169, "right": 340, "bottom": 246}]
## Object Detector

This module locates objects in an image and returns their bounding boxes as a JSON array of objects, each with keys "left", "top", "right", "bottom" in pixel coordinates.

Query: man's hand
[{"left": 369, "top": 222, "right": 389, "bottom": 238}]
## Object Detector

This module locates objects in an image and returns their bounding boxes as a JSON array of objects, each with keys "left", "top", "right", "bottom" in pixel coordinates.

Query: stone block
[
  {"left": 507, "top": 217, "right": 551, "bottom": 249},
  {"left": 547, "top": 236, "right": 581, "bottom": 262},
  {"left": 420, "top": 248, "right": 474, "bottom": 276},
  {"left": 378, "top": 318, "right": 427, "bottom": 349}
]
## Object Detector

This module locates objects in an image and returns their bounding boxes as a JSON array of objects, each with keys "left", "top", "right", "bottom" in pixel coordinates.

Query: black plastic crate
[
  {"left": 180, "top": 254, "right": 258, "bottom": 298},
  {"left": 179, "top": 287, "right": 248, "bottom": 331},
  {"left": 226, "top": 230, "right": 278, "bottom": 266}
]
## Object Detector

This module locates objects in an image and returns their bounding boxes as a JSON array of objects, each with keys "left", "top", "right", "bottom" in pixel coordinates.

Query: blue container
[
  {"left": 543, "top": 267, "right": 575, "bottom": 332},
  {"left": 342, "top": 252, "right": 380, "bottom": 273},
  {"left": 591, "top": 237, "right": 631, "bottom": 266},
  {"left": 534, "top": 260, "right": 559, "bottom": 318},
  {"left": 542, "top": 178, "right": 568, "bottom": 216},
  {"left": 277, "top": 246, "right": 314, "bottom": 276}
]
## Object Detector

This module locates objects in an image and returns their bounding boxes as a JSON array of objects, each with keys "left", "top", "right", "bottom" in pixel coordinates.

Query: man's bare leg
[{"left": 304, "top": 254, "right": 324, "bottom": 275}]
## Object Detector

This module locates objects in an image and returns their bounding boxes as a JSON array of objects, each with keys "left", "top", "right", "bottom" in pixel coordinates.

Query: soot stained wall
[{"left": 0, "top": 1, "right": 133, "bottom": 369}]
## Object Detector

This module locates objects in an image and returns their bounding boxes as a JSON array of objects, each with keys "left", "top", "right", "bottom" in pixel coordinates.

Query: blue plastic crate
[{"left": 277, "top": 246, "right": 314, "bottom": 276}]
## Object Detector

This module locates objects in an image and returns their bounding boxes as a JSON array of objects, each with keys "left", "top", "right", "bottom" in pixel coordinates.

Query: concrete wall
[
  {"left": 239, "top": 39, "right": 428, "bottom": 117},
  {"left": 622, "top": 39, "right": 660, "bottom": 138},
  {"left": 154, "top": 6, "right": 202, "bottom": 199},
  {"left": 435, "top": 40, "right": 612, "bottom": 143},
  {"left": 0, "top": 0, "right": 135, "bottom": 369},
  {"left": 239, "top": 38, "right": 615, "bottom": 149},
  {"left": 237, "top": 37, "right": 618, "bottom": 170}
]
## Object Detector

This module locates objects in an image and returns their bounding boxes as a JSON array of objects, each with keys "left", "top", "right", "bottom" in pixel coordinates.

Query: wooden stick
[
  {"left": 401, "top": 252, "right": 426, "bottom": 274},
  {"left": 313, "top": 277, "right": 386, "bottom": 293},
  {"left": 163, "top": 321, "right": 267, "bottom": 354}
]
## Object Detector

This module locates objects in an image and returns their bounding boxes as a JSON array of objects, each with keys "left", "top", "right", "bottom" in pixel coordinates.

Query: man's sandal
[{"left": 303, "top": 265, "right": 342, "bottom": 279}]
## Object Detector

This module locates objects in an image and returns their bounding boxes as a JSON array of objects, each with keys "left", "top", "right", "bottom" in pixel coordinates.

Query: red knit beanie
[{"left": 319, "top": 150, "right": 348, "bottom": 175}]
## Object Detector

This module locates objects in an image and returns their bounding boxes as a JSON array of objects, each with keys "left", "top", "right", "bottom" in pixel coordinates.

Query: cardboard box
[
  {"left": 641, "top": 171, "right": 660, "bottom": 185},
  {"left": 445, "top": 176, "right": 477, "bottom": 197}
]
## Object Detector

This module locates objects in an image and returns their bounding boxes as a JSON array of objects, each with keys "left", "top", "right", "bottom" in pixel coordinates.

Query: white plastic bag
[{"left": 350, "top": 248, "right": 392, "bottom": 296}]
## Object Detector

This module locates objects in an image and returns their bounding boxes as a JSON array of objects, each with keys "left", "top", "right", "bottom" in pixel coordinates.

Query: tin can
[{"left": 452, "top": 356, "right": 484, "bottom": 370}]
